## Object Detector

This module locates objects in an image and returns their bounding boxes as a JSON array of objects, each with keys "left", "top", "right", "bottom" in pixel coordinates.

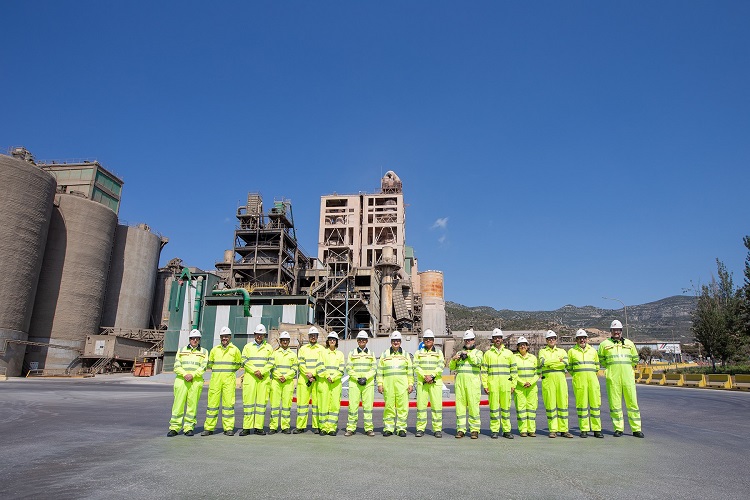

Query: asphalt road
[{"left": 1, "top": 376, "right": 748, "bottom": 499}]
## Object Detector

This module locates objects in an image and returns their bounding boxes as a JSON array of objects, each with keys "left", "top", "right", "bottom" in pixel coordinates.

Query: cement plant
[{"left": 0, "top": 146, "right": 447, "bottom": 378}]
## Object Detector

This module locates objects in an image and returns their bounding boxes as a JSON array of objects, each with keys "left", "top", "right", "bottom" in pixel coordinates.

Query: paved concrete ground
[{"left": 1, "top": 376, "right": 749, "bottom": 499}]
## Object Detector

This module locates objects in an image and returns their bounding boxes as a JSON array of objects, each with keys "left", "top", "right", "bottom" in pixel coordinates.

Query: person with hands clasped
[
  {"left": 413, "top": 329, "right": 445, "bottom": 438},
  {"left": 345, "top": 331, "right": 377, "bottom": 437},
  {"left": 377, "top": 331, "right": 414, "bottom": 437},
  {"left": 538, "top": 330, "right": 573, "bottom": 438},
  {"left": 481, "top": 328, "right": 517, "bottom": 439},
  {"left": 318, "top": 331, "right": 345, "bottom": 436},
  {"left": 513, "top": 337, "right": 539, "bottom": 437}
]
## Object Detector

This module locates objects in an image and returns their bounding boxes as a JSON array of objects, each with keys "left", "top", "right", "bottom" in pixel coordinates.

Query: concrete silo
[
  {"left": 0, "top": 153, "right": 57, "bottom": 376},
  {"left": 26, "top": 193, "right": 118, "bottom": 371},
  {"left": 419, "top": 270, "right": 447, "bottom": 337},
  {"left": 102, "top": 224, "right": 167, "bottom": 329}
]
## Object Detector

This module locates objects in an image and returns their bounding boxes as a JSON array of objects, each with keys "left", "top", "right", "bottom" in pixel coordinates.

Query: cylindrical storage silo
[
  {"left": 0, "top": 155, "right": 57, "bottom": 377},
  {"left": 102, "top": 224, "right": 164, "bottom": 329},
  {"left": 26, "top": 194, "right": 117, "bottom": 371},
  {"left": 419, "top": 270, "right": 446, "bottom": 337},
  {"left": 151, "top": 268, "right": 176, "bottom": 329}
]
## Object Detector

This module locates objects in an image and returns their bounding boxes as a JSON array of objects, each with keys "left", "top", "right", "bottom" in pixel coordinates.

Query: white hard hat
[
  {"left": 219, "top": 326, "right": 232, "bottom": 336},
  {"left": 422, "top": 329, "right": 435, "bottom": 339},
  {"left": 545, "top": 330, "right": 557, "bottom": 339},
  {"left": 516, "top": 336, "right": 529, "bottom": 345},
  {"left": 610, "top": 320, "right": 623, "bottom": 329},
  {"left": 463, "top": 330, "right": 475, "bottom": 340},
  {"left": 189, "top": 329, "right": 201, "bottom": 338},
  {"left": 254, "top": 324, "right": 267, "bottom": 335},
  {"left": 575, "top": 329, "right": 588, "bottom": 338},
  {"left": 308, "top": 326, "right": 319, "bottom": 336},
  {"left": 327, "top": 331, "right": 339, "bottom": 340},
  {"left": 491, "top": 328, "right": 504, "bottom": 338},
  {"left": 356, "top": 330, "right": 369, "bottom": 340},
  {"left": 390, "top": 331, "right": 402, "bottom": 341},
  {"left": 279, "top": 331, "right": 291, "bottom": 340}
]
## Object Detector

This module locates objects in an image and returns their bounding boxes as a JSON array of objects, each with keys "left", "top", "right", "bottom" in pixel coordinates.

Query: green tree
[
  {"left": 638, "top": 346, "right": 653, "bottom": 364},
  {"left": 691, "top": 259, "right": 742, "bottom": 366},
  {"left": 741, "top": 235, "right": 750, "bottom": 338}
]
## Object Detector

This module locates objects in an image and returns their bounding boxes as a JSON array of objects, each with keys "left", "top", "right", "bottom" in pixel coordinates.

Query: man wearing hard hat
[
  {"left": 294, "top": 326, "right": 325, "bottom": 434},
  {"left": 568, "top": 329, "right": 603, "bottom": 438},
  {"left": 240, "top": 324, "right": 274, "bottom": 436},
  {"left": 450, "top": 329, "right": 483, "bottom": 439},
  {"left": 413, "top": 329, "right": 445, "bottom": 438},
  {"left": 513, "top": 336, "right": 539, "bottom": 437},
  {"left": 201, "top": 327, "right": 242, "bottom": 436},
  {"left": 377, "top": 331, "right": 414, "bottom": 437},
  {"left": 167, "top": 329, "right": 208, "bottom": 437},
  {"left": 269, "top": 331, "right": 298, "bottom": 434},
  {"left": 345, "top": 331, "right": 377, "bottom": 437},
  {"left": 482, "top": 328, "right": 517, "bottom": 439},
  {"left": 598, "top": 320, "right": 644, "bottom": 438},
  {"left": 539, "top": 330, "right": 573, "bottom": 438}
]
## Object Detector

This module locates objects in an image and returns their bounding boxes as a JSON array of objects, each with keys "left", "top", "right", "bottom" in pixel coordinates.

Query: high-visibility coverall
[
  {"left": 377, "top": 348, "right": 414, "bottom": 434},
  {"left": 538, "top": 346, "right": 570, "bottom": 433},
  {"left": 295, "top": 342, "right": 324, "bottom": 430},
  {"left": 413, "top": 346, "right": 445, "bottom": 433},
  {"left": 169, "top": 344, "right": 208, "bottom": 432},
  {"left": 481, "top": 346, "right": 517, "bottom": 434},
  {"left": 318, "top": 348, "right": 345, "bottom": 433},
  {"left": 513, "top": 352, "right": 539, "bottom": 434},
  {"left": 450, "top": 348, "right": 483, "bottom": 433},
  {"left": 346, "top": 347, "right": 377, "bottom": 433},
  {"left": 203, "top": 342, "right": 242, "bottom": 432},
  {"left": 568, "top": 343, "right": 602, "bottom": 432},
  {"left": 598, "top": 338, "right": 642, "bottom": 433},
  {"left": 241, "top": 340, "right": 274, "bottom": 430},
  {"left": 269, "top": 346, "right": 298, "bottom": 431}
]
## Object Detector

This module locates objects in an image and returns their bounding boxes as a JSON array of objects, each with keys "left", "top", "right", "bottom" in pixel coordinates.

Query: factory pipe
[{"left": 211, "top": 288, "right": 252, "bottom": 317}]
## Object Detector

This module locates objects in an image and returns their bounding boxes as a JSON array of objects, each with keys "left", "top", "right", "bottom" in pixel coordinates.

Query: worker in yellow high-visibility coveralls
[
  {"left": 598, "top": 319, "right": 644, "bottom": 438},
  {"left": 377, "top": 331, "right": 413, "bottom": 437},
  {"left": 513, "top": 336, "right": 539, "bottom": 437},
  {"left": 294, "top": 326, "right": 325, "bottom": 434},
  {"left": 538, "top": 330, "right": 573, "bottom": 438},
  {"left": 345, "top": 330, "right": 377, "bottom": 437},
  {"left": 450, "top": 329, "right": 483, "bottom": 439},
  {"left": 240, "top": 324, "right": 273, "bottom": 436},
  {"left": 168, "top": 329, "right": 208, "bottom": 437},
  {"left": 269, "top": 330, "right": 298, "bottom": 434},
  {"left": 482, "top": 328, "right": 517, "bottom": 439},
  {"left": 413, "top": 329, "right": 445, "bottom": 438},
  {"left": 318, "top": 331, "right": 345, "bottom": 435},
  {"left": 568, "top": 329, "right": 603, "bottom": 438},
  {"left": 201, "top": 326, "right": 241, "bottom": 436}
]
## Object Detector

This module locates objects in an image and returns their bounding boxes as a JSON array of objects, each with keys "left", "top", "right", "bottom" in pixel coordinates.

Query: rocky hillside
[{"left": 445, "top": 295, "right": 696, "bottom": 341}]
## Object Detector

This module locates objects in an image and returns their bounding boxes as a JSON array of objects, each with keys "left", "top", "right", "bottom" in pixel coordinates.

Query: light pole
[{"left": 602, "top": 296, "right": 629, "bottom": 339}]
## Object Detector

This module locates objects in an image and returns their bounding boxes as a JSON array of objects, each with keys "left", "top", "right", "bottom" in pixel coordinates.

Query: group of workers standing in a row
[{"left": 167, "top": 320, "right": 643, "bottom": 440}]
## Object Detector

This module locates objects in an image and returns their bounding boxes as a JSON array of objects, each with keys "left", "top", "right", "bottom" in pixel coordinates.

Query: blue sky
[{"left": 2, "top": 1, "right": 749, "bottom": 311}]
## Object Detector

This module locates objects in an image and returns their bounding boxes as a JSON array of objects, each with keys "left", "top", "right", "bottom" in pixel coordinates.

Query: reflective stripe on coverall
[
  {"left": 346, "top": 348, "right": 376, "bottom": 432},
  {"left": 481, "top": 346, "right": 517, "bottom": 433},
  {"left": 241, "top": 341, "right": 274, "bottom": 429},
  {"left": 568, "top": 344, "right": 601, "bottom": 432},
  {"left": 318, "top": 348, "right": 345, "bottom": 433},
  {"left": 377, "top": 348, "right": 413, "bottom": 433},
  {"left": 169, "top": 345, "right": 208, "bottom": 432},
  {"left": 513, "top": 352, "right": 539, "bottom": 434},
  {"left": 598, "top": 338, "right": 641, "bottom": 432},
  {"left": 538, "top": 346, "right": 570, "bottom": 433},
  {"left": 450, "top": 348, "right": 483, "bottom": 433},
  {"left": 269, "top": 347, "right": 298, "bottom": 431},
  {"left": 204, "top": 343, "right": 241, "bottom": 431},
  {"left": 413, "top": 347, "right": 445, "bottom": 433},
  {"left": 295, "top": 343, "right": 324, "bottom": 430}
]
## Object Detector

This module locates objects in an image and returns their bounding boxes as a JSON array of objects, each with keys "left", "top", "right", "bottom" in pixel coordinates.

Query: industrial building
[
  {"left": 0, "top": 148, "right": 167, "bottom": 377},
  {"left": 1, "top": 147, "right": 446, "bottom": 377},
  {"left": 162, "top": 170, "right": 447, "bottom": 370}
]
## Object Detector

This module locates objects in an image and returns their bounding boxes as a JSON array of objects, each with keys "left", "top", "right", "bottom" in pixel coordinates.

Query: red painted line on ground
[{"left": 293, "top": 398, "right": 490, "bottom": 408}]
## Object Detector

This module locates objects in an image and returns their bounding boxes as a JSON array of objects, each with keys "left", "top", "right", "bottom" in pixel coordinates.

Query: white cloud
[
  {"left": 438, "top": 235, "right": 446, "bottom": 244},
  {"left": 432, "top": 217, "right": 448, "bottom": 229}
]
